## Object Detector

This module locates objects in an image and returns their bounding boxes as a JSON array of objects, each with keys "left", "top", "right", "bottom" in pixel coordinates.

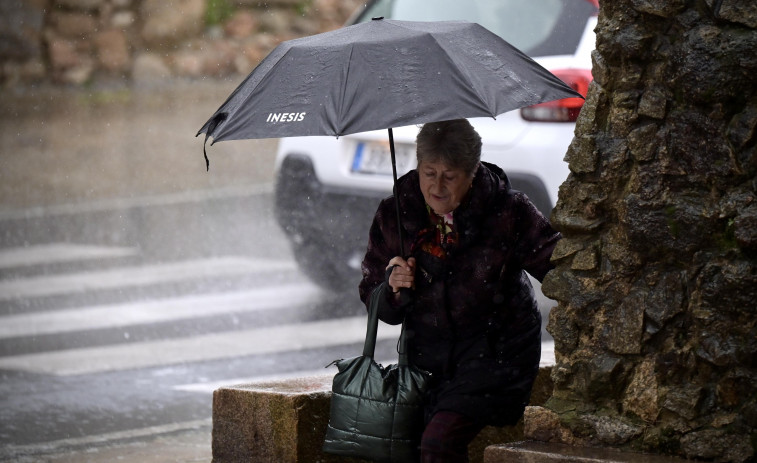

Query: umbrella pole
[{"left": 388, "top": 128, "right": 405, "bottom": 257}]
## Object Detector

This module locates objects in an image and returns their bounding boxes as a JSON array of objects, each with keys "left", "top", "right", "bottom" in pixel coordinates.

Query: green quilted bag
[{"left": 323, "top": 284, "right": 431, "bottom": 462}]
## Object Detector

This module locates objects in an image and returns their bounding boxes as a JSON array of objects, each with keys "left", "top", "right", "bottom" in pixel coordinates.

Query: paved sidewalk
[{"left": 0, "top": 80, "right": 278, "bottom": 213}]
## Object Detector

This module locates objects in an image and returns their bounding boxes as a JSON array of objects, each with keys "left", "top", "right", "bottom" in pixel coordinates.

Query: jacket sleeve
[
  {"left": 359, "top": 199, "right": 410, "bottom": 325},
  {"left": 511, "top": 192, "right": 561, "bottom": 282}
]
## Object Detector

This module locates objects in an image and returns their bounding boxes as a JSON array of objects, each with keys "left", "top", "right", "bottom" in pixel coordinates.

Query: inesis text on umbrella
[{"left": 267, "top": 112, "right": 306, "bottom": 123}]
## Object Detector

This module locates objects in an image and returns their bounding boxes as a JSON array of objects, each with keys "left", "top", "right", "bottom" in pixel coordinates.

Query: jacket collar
[{"left": 396, "top": 162, "right": 510, "bottom": 248}]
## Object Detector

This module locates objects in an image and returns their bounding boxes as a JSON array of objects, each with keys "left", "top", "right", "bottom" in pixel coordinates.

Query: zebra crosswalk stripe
[
  {"left": 0, "top": 243, "right": 137, "bottom": 269},
  {"left": 0, "top": 245, "right": 554, "bottom": 383},
  {"left": 173, "top": 342, "right": 557, "bottom": 394},
  {"left": 0, "top": 316, "right": 401, "bottom": 376},
  {"left": 0, "top": 283, "right": 321, "bottom": 339},
  {"left": 0, "top": 256, "right": 296, "bottom": 300}
]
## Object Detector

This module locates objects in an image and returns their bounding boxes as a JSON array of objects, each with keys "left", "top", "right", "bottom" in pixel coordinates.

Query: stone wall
[
  {"left": 539, "top": 1, "right": 757, "bottom": 462},
  {"left": 0, "top": 0, "right": 363, "bottom": 86}
]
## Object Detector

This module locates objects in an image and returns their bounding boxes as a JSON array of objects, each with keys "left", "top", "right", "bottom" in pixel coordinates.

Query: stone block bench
[
  {"left": 211, "top": 367, "right": 554, "bottom": 463},
  {"left": 485, "top": 441, "right": 703, "bottom": 463}
]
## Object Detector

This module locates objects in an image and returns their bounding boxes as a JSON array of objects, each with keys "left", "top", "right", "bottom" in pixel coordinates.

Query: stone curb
[{"left": 211, "top": 367, "right": 554, "bottom": 463}]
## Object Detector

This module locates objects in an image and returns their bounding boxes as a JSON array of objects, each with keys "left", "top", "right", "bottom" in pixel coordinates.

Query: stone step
[
  {"left": 485, "top": 441, "right": 701, "bottom": 463},
  {"left": 212, "top": 367, "right": 555, "bottom": 463}
]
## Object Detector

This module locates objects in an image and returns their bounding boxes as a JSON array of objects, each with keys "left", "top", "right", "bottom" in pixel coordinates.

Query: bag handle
[
  {"left": 363, "top": 283, "right": 410, "bottom": 367},
  {"left": 362, "top": 285, "right": 381, "bottom": 358},
  {"left": 397, "top": 321, "right": 410, "bottom": 367}
]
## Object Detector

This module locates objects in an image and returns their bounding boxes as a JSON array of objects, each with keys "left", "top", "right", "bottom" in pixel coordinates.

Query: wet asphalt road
[
  {"left": 0, "top": 187, "right": 403, "bottom": 460},
  {"left": 0, "top": 81, "right": 396, "bottom": 461}
]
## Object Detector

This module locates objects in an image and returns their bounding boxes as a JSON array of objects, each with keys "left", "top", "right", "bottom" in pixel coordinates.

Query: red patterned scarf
[{"left": 411, "top": 204, "right": 459, "bottom": 259}]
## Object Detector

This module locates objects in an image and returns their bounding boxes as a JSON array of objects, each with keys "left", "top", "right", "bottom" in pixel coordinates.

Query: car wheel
[{"left": 291, "top": 234, "right": 363, "bottom": 294}]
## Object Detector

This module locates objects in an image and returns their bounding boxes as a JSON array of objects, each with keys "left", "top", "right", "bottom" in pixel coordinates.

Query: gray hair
[{"left": 416, "top": 119, "right": 482, "bottom": 176}]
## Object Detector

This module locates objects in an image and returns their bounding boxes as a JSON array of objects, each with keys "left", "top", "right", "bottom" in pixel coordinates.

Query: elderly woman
[{"left": 359, "top": 119, "right": 561, "bottom": 462}]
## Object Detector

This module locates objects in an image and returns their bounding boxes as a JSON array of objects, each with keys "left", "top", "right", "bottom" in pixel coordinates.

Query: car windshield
[{"left": 354, "top": 0, "right": 596, "bottom": 57}]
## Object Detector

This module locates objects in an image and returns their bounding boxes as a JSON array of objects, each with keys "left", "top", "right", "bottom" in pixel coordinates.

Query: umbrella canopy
[
  {"left": 198, "top": 17, "right": 581, "bottom": 144},
  {"left": 198, "top": 17, "right": 583, "bottom": 254}
]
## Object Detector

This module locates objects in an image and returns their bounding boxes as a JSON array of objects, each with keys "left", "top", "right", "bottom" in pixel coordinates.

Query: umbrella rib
[
  {"left": 428, "top": 33, "right": 498, "bottom": 119},
  {"left": 383, "top": 19, "right": 497, "bottom": 118},
  {"left": 335, "top": 43, "right": 355, "bottom": 136}
]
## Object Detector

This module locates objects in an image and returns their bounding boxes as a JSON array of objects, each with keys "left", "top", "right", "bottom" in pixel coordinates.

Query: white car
[{"left": 274, "top": 0, "right": 597, "bottom": 291}]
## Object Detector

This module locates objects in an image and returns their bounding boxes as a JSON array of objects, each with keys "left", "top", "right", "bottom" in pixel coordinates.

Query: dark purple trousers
[{"left": 420, "top": 410, "right": 484, "bottom": 462}]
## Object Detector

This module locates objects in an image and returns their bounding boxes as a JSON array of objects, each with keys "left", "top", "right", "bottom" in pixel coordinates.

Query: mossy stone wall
[{"left": 541, "top": 1, "right": 757, "bottom": 461}]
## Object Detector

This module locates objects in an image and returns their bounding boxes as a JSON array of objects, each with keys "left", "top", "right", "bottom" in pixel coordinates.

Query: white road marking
[
  {"left": 540, "top": 340, "right": 555, "bottom": 367},
  {"left": 172, "top": 359, "right": 397, "bottom": 394},
  {"left": 0, "top": 243, "right": 138, "bottom": 269},
  {"left": 0, "top": 316, "right": 402, "bottom": 376},
  {"left": 0, "top": 419, "right": 211, "bottom": 459},
  {"left": 0, "top": 257, "right": 295, "bottom": 300},
  {"left": 0, "top": 283, "right": 322, "bottom": 339},
  {"left": 174, "top": 342, "right": 557, "bottom": 394},
  {"left": 0, "top": 183, "right": 273, "bottom": 220}
]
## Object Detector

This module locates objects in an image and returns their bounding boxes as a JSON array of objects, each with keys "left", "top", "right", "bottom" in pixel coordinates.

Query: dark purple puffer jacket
[{"left": 359, "top": 162, "right": 560, "bottom": 426}]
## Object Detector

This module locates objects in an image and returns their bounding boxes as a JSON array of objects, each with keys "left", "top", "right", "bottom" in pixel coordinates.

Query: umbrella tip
[{"left": 372, "top": 16, "right": 384, "bottom": 20}]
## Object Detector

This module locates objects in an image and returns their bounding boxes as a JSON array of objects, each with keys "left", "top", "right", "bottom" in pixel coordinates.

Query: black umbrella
[{"left": 198, "top": 17, "right": 582, "bottom": 254}]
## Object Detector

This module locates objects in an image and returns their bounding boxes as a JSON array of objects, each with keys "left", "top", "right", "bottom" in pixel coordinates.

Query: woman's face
[{"left": 417, "top": 160, "right": 475, "bottom": 215}]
